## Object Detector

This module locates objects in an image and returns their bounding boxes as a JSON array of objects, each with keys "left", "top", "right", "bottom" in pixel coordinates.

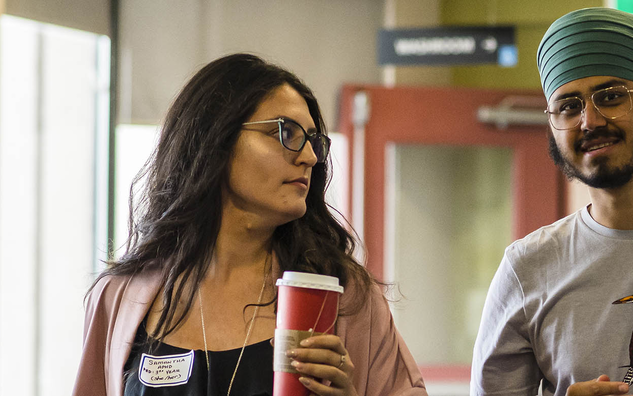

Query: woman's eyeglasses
[{"left": 242, "top": 118, "right": 331, "bottom": 163}]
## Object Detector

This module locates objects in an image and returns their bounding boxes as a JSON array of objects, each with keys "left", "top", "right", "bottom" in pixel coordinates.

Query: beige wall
[
  {"left": 119, "top": 0, "right": 383, "bottom": 128},
  {"left": 5, "top": 0, "right": 110, "bottom": 35},
  {"left": 118, "top": 0, "right": 206, "bottom": 125}
]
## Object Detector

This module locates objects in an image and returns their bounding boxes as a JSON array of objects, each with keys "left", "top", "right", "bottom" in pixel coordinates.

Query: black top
[{"left": 124, "top": 322, "right": 273, "bottom": 396}]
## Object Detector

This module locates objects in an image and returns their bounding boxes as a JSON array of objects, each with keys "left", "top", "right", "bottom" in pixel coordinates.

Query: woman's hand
[{"left": 286, "top": 334, "right": 358, "bottom": 396}]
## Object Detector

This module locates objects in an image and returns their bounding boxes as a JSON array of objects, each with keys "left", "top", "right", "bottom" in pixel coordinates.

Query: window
[{"left": 0, "top": 15, "right": 110, "bottom": 396}]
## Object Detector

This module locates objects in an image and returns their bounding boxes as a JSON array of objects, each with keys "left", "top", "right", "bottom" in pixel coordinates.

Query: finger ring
[{"left": 338, "top": 354, "right": 347, "bottom": 369}]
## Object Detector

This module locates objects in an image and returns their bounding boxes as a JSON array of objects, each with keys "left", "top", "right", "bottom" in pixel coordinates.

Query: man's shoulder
[{"left": 505, "top": 209, "right": 584, "bottom": 262}]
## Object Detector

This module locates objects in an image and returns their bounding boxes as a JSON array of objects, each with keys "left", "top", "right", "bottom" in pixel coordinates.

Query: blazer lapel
[{"left": 108, "top": 270, "right": 162, "bottom": 395}]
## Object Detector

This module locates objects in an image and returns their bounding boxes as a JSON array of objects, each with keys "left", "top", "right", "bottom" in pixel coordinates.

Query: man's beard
[{"left": 547, "top": 127, "right": 633, "bottom": 189}]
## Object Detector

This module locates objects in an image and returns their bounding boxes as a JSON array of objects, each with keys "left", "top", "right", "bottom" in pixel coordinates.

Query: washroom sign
[{"left": 378, "top": 26, "right": 516, "bottom": 67}]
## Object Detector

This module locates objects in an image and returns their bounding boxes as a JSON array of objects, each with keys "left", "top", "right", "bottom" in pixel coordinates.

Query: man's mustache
[{"left": 574, "top": 127, "right": 624, "bottom": 151}]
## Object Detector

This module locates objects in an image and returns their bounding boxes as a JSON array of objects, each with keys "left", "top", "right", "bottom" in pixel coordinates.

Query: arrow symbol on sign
[{"left": 481, "top": 36, "right": 498, "bottom": 53}]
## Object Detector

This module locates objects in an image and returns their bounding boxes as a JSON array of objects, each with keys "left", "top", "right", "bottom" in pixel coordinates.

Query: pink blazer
[{"left": 72, "top": 270, "right": 428, "bottom": 396}]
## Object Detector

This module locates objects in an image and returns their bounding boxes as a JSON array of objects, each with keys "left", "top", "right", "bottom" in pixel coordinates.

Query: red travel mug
[{"left": 273, "top": 272, "right": 344, "bottom": 396}]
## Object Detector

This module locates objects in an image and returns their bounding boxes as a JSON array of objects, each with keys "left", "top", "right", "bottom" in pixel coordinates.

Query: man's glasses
[
  {"left": 545, "top": 85, "right": 633, "bottom": 130},
  {"left": 242, "top": 117, "right": 331, "bottom": 163}
]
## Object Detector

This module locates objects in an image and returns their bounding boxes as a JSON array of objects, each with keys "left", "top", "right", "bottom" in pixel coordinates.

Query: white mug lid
[{"left": 276, "top": 271, "right": 344, "bottom": 293}]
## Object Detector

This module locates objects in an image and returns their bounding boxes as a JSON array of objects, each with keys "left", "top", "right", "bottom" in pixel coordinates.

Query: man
[{"left": 471, "top": 7, "right": 633, "bottom": 396}]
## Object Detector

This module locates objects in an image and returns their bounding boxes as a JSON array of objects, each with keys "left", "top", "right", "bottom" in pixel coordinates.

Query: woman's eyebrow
[{"left": 280, "top": 116, "right": 318, "bottom": 133}]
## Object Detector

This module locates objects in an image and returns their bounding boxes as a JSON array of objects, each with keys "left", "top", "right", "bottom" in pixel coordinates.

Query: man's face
[{"left": 547, "top": 75, "right": 633, "bottom": 189}]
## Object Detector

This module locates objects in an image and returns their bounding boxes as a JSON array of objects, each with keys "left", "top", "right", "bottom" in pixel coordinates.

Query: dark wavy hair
[{"left": 92, "top": 53, "right": 372, "bottom": 340}]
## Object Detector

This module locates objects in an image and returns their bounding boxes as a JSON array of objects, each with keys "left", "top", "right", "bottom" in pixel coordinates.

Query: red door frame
[{"left": 337, "top": 84, "right": 565, "bottom": 280}]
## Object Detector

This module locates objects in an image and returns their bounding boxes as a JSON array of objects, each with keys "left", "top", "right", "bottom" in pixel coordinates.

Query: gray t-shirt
[{"left": 471, "top": 205, "right": 633, "bottom": 396}]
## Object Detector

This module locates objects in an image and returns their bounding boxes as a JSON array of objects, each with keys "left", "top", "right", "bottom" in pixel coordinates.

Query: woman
[{"left": 72, "top": 53, "right": 427, "bottom": 396}]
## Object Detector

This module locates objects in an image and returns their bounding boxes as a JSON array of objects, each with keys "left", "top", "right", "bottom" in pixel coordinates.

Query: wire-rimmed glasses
[
  {"left": 545, "top": 85, "right": 633, "bottom": 130},
  {"left": 242, "top": 117, "right": 331, "bottom": 163}
]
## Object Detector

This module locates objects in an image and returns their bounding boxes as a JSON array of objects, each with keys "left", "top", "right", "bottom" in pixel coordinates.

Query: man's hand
[{"left": 566, "top": 375, "right": 630, "bottom": 396}]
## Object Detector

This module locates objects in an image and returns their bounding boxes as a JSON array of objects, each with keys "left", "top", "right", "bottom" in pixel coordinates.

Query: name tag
[{"left": 138, "top": 350, "right": 195, "bottom": 387}]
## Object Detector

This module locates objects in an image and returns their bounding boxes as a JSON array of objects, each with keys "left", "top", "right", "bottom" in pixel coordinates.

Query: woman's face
[{"left": 224, "top": 83, "right": 318, "bottom": 227}]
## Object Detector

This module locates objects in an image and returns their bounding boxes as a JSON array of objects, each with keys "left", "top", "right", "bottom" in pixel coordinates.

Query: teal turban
[{"left": 537, "top": 7, "right": 633, "bottom": 100}]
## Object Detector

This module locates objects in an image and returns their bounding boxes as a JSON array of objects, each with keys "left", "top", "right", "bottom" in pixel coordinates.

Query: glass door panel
[{"left": 386, "top": 145, "right": 513, "bottom": 394}]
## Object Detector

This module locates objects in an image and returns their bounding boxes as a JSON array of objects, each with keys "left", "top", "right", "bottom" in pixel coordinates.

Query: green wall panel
[
  {"left": 616, "top": 0, "right": 633, "bottom": 13},
  {"left": 442, "top": 0, "right": 603, "bottom": 25},
  {"left": 442, "top": 0, "right": 603, "bottom": 90}
]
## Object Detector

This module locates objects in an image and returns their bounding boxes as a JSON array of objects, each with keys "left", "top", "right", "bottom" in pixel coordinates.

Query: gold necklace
[{"left": 197, "top": 262, "right": 269, "bottom": 396}]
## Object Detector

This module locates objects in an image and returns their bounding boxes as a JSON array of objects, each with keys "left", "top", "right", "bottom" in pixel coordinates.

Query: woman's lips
[{"left": 285, "top": 177, "right": 309, "bottom": 188}]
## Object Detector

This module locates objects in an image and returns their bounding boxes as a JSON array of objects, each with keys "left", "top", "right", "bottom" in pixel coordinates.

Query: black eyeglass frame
[
  {"left": 242, "top": 117, "right": 331, "bottom": 163},
  {"left": 544, "top": 85, "right": 633, "bottom": 130}
]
